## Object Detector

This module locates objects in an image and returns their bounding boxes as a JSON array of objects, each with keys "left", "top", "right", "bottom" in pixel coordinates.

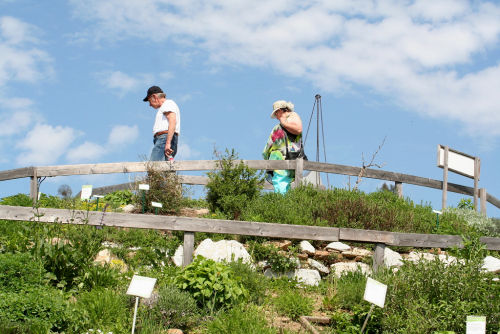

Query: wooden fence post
[
  {"left": 474, "top": 157, "right": 480, "bottom": 212},
  {"left": 29, "top": 167, "right": 38, "bottom": 206},
  {"left": 182, "top": 231, "right": 195, "bottom": 267},
  {"left": 373, "top": 243, "right": 385, "bottom": 274},
  {"left": 395, "top": 182, "right": 403, "bottom": 198},
  {"left": 295, "top": 158, "right": 304, "bottom": 188},
  {"left": 442, "top": 146, "right": 449, "bottom": 210},
  {"left": 480, "top": 188, "right": 487, "bottom": 215}
]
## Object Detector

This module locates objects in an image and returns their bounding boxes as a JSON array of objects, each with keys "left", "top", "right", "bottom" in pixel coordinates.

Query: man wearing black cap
[{"left": 143, "top": 86, "right": 181, "bottom": 161}]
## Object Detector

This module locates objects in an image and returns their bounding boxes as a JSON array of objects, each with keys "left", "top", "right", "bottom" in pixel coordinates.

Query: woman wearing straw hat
[{"left": 262, "top": 100, "right": 304, "bottom": 194}]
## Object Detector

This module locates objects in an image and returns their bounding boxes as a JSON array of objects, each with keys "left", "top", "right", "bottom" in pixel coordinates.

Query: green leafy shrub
[
  {"left": 247, "top": 240, "right": 275, "bottom": 262},
  {"left": 267, "top": 248, "right": 299, "bottom": 274},
  {"left": 205, "top": 148, "right": 264, "bottom": 219},
  {"left": 175, "top": 256, "right": 249, "bottom": 311},
  {"left": 274, "top": 290, "right": 314, "bottom": 320},
  {"left": 146, "top": 284, "right": 199, "bottom": 330},
  {"left": 444, "top": 207, "right": 500, "bottom": 237},
  {"left": 0, "top": 252, "right": 45, "bottom": 291},
  {"left": 0, "top": 288, "right": 71, "bottom": 332},
  {"left": 104, "top": 189, "right": 134, "bottom": 207},
  {"left": 206, "top": 305, "right": 277, "bottom": 334},
  {"left": 0, "top": 193, "right": 33, "bottom": 207},
  {"left": 227, "top": 258, "right": 268, "bottom": 305}
]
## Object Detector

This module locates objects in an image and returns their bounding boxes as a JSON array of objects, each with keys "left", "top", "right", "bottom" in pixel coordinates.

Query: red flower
[{"left": 272, "top": 129, "right": 284, "bottom": 142}]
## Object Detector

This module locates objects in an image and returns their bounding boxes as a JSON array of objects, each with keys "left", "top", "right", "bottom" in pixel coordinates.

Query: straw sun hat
[{"left": 271, "top": 100, "right": 294, "bottom": 119}]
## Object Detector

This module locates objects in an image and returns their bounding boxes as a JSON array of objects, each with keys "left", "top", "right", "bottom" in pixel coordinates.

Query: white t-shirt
[{"left": 152, "top": 99, "right": 181, "bottom": 135}]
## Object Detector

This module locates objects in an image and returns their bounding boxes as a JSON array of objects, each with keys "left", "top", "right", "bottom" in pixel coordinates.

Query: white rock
[
  {"left": 307, "top": 258, "right": 330, "bottom": 274},
  {"left": 384, "top": 247, "right": 404, "bottom": 268},
  {"left": 293, "top": 269, "right": 321, "bottom": 286},
  {"left": 263, "top": 268, "right": 295, "bottom": 279},
  {"left": 482, "top": 256, "right": 500, "bottom": 272},
  {"left": 325, "top": 242, "right": 351, "bottom": 252},
  {"left": 407, "top": 251, "right": 435, "bottom": 262},
  {"left": 172, "top": 245, "right": 184, "bottom": 267},
  {"left": 94, "top": 249, "right": 118, "bottom": 263},
  {"left": 122, "top": 204, "right": 135, "bottom": 213},
  {"left": 194, "top": 239, "right": 252, "bottom": 263},
  {"left": 299, "top": 241, "right": 316, "bottom": 255},
  {"left": 331, "top": 262, "right": 372, "bottom": 277}
]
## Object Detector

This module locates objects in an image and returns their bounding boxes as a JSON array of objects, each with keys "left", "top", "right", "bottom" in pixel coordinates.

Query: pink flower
[{"left": 272, "top": 129, "right": 284, "bottom": 142}]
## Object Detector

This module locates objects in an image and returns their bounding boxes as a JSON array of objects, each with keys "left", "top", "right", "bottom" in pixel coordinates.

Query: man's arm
[{"left": 164, "top": 112, "right": 177, "bottom": 156}]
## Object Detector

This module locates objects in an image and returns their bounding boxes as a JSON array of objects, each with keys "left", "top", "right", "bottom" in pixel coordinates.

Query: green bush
[
  {"left": 175, "top": 256, "right": 249, "bottom": 311},
  {"left": 444, "top": 207, "right": 500, "bottom": 237},
  {"left": 325, "top": 269, "right": 367, "bottom": 311},
  {"left": 0, "top": 288, "right": 71, "bottom": 332},
  {"left": 146, "top": 284, "right": 199, "bottom": 330},
  {"left": 103, "top": 189, "right": 134, "bottom": 207},
  {"left": 205, "top": 148, "right": 264, "bottom": 219},
  {"left": 0, "top": 252, "right": 45, "bottom": 291},
  {"left": 206, "top": 305, "right": 277, "bottom": 334},
  {"left": 227, "top": 258, "right": 268, "bottom": 305},
  {"left": 0, "top": 193, "right": 33, "bottom": 207},
  {"left": 274, "top": 289, "right": 314, "bottom": 320}
]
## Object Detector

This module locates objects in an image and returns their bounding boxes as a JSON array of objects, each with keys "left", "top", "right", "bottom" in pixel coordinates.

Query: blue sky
[{"left": 1, "top": 0, "right": 500, "bottom": 216}]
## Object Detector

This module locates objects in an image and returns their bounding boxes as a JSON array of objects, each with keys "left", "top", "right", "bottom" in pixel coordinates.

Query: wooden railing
[
  {"left": 0, "top": 159, "right": 497, "bottom": 213},
  {"left": 2, "top": 205, "right": 500, "bottom": 272}
]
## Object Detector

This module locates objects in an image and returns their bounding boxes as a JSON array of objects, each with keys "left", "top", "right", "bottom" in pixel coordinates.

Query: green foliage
[
  {"left": 0, "top": 193, "right": 33, "bottom": 207},
  {"left": 227, "top": 258, "right": 268, "bottom": 305},
  {"left": 175, "top": 256, "right": 249, "bottom": 311},
  {"left": 444, "top": 207, "right": 500, "bottom": 237},
  {"left": 146, "top": 284, "right": 199, "bottom": 330},
  {"left": 0, "top": 252, "right": 45, "bottom": 291},
  {"left": 267, "top": 248, "right": 299, "bottom": 274},
  {"left": 247, "top": 240, "right": 276, "bottom": 262},
  {"left": 72, "top": 288, "right": 131, "bottom": 333},
  {"left": 0, "top": 288, "right": 71, "bottom": 332},
  {"left": 103, "top": 189, "right": 134, "bottom": 207},
  {"left": 274, "top": 290, "right": 314, "bottom": 320},
  {"left": 206, "top": 305, "right": 277, "bottom": 334},
  {"left": 205, "top": 148, "right": 264, "bottom": 219},
  {"left": 457, "top": 198, "right": 475, "bottom": 210}
]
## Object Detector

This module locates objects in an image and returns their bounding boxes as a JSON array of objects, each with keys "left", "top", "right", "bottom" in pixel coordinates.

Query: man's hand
[{"left": 164, "top": 145, "right": 173, "bottom": 156}]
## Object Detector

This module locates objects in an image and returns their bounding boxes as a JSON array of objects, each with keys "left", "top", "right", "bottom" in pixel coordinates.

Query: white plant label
[
  {"left": 80, "top": 185, "right": 93, "bottom": 199},
  {"left": 139, "top": 184, "right": 150, "bottom": 190},
  {"left": 151, "top": 202, "right": 162, "bottom": 208},
  {"left": 93, "top": 195, "right": 104, "bottom": 198},
  {"left": 38, "top": 191, "right": 41, "bottom": 200},
  {"left": 466, "top": 316, "right": 486, "bottom": 334},
  {"left": 126, "top": 275, "right": 157, "bottom": 299},
  {"left": 363, "top": 277, "right": 387, "bottom": 308}
]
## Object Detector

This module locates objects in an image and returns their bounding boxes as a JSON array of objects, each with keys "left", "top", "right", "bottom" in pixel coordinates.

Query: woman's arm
[{"left": 278, "top": 112, "right": 302, "bottom": 135}]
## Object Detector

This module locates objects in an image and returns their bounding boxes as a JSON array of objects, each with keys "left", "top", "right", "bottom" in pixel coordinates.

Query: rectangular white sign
[
  {"left": 126, "top": 275, "right": 157, "bottom": 299},
  {"left": 93, "top": 195, "right": 104, "bottom": 198},
  {"left": 80, "top": 185, "right": 93, "bottom": 199},
  {"left": 437, "top": 145, "right": 479, "bottom": 180},
  {"left": 363, "top": 277, "right": 387, "bottom": 308},
  {"left": 139, "top": 184, "right": 150, "bottom": 190},
  {"left": 466, "top": 316, "right": 486, "bottom": 334},
  {"left": 151, "top": 202, "right": 162, "bottom": 208}
]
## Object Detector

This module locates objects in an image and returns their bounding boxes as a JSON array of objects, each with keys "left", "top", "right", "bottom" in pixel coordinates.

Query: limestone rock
[
  {"left": 384, "top": 247, "right": 404, "bottom": 268},
  {"left": 299, "top": 240, "right": 316, "bottom": 255},
  {"left": 482, "top": 256, "right": 500, "bottom": 272},
  {"left": 122, "top": 204, "right": 135, "bottom": 213},
  {"left": 325, "top": 242, "right": 351, "bottom": 252},
  {"left": 407, "top": 251, "right": 435, "bottom": 262},
  {"left": 297, "top": 253, "right": 309, "bottom": 260},
  {"left": 94, "top": 249, "right": 118, "bottom": 263},
  {"left": 331, "top": 262, "right": 371, "bottom": 277},
  {"left": 194, "top": 239, "right": 251, "bottom": 263},
  {"left": 314, "top": 251, "right": 330, "bottom": 260},
  {"left": 263, "top": 268, "right": 294, "bottom": 279},
  {"left": 172, "top": 245, "right": 184, "bottom": 267},
  {"left": 307, "top": 258, "right": 330, "bottom": 274},
  {"left": 293, "top": 269, "right": 321, "bottom": 286}
]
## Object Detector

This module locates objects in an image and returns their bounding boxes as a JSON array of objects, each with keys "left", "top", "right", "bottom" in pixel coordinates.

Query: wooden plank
[
  {"left": 480, "top": 188, "right": 487, "bottom": 215},
  {"left": 480, "top": 237, "right": 500, "bottom": 251},
  {"left": 183, "top": 232, "right": 195, "bottom": 267},
  {"left": 29, "top": 168, "right": 38, "bottom": 206},
  {"left": 442, "top": 146, "right": 449, "bottom": 210},
  {"left": 339, "top": 228, "right": 394, "bottom": 244},
  {"left": 0, "top": 205, "right": 340, "bottom": 241},
  {"left": 0, "top": 166, "right": 34, "bottom": 181},
  {"left": 487, "top": 193, "right": 500, "bottom": 210},
  {"left": 395, "top": 181, "right": 403, "bottom": 198},
  {"left": 390, "top": 232, "right": 463, "bottom": 248},
  {"left": 295, "top": 158, "right": 303, "bottom": 188}
]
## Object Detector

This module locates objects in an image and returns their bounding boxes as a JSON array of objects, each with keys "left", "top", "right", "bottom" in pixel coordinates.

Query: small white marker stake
[
  {"left": 80, "top": 185, "right": 93, "bottom": 199},
  {"left": 466, "top": 316, "right": 486, "bottom": 334},
  {"left": 127, "top": 275, "right": 157, "bottom": 334},
  {"left": 139, "top": 184, "right": 150, "bottom": 190},
  {"left": 361, "top": 278, "right": 387, "bottom": 333}
]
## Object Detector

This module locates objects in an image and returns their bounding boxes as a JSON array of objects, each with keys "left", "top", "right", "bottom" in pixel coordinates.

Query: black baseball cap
[{"left": 143, "top": 86, "right": 164, "bottom": 101}]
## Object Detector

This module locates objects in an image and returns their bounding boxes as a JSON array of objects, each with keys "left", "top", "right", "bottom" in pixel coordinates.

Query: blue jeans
[{"left": 150, "top": 133, "right": 178, "bottom": 161}]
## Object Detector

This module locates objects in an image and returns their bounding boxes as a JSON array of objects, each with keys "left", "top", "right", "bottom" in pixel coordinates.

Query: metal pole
[
  {"left": 360, "top": 304, "right": 375, "bottom": 333},
  {"left": 142, "top": 190, "right": 145, "bottom": 214},
  {"left": 131, "top": 296, "right": 139, "bottom": 334}
]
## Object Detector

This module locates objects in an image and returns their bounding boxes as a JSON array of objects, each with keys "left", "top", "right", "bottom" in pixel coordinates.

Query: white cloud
[
  {"left": 0, "top": 16, "right": 53, "bottom": 86},
  {"left": 71, "top": 0, "right": 500, "bottom": 136},
  {"left": 175, "top": 143, "right": 200, "bottom": 160},
  {"left": 107, "top": 124, "right": 139, "bottom": 146},
  {"left": 16, "top": 123, "right": 77, "bottom": 165},
  {"left": 0, "top": 110, "right": 37, "bottom": 137},
  {"left": 66, "top": 141, "right": 105, "bottom": 163},
  {"left": 95, "top": 70, "right": 153, "bottom": 96}
]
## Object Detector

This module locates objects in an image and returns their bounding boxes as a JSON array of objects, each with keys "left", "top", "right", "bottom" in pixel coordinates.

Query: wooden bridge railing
[{"left": 0, "top": 159, "right": 497, "bottom": 214}]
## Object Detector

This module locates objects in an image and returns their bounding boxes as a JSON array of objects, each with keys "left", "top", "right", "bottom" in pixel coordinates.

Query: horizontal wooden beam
[
  {"left": 0, "top": 167, "right": 34, "bottom": 181},
  {"left": 0, "top": 205, "right": 340, "bottom": 242},
  {"left": 3, "top": 205, "right": 499, "bottom": 249}
]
